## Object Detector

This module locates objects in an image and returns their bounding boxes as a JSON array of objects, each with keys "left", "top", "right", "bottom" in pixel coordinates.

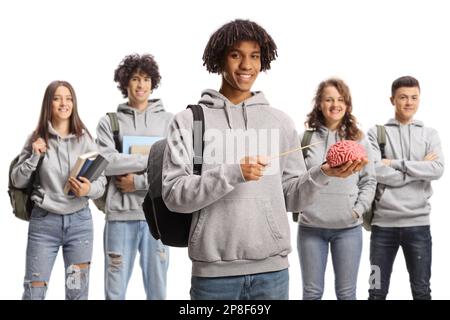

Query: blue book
[
  {"left": 122, "top": 136, "right": 163, "bottom": 154},
  {"left": 77, "top": 158, "right": 94, "bottom": 179},
  {"left": 64, "top": 151, "right": 98, "bottom": 195}
]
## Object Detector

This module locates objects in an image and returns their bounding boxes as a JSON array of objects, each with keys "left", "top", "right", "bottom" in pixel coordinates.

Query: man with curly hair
[
  {"left": 162, "top": 19, "right": 364, "bottom": 300},
  {"left": 96, "top": 54, "right": 173, "bottom": 300}
]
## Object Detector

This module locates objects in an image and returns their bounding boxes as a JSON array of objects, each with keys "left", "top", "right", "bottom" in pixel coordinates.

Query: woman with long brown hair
[
  {"left": 297, "top": 78, "right": 376, "bottom": 299},
  {"left": 11, "top": 80, "right": 106, "bottom": 300}
]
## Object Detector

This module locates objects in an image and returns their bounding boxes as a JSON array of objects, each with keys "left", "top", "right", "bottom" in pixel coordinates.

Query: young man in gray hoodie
[
  {"left": 96, "top": 54, "right": 173, "bottom": 300},
  {"left": 367, "top": 76, "right": 444, "bottom": 300},
  {"left": 162, "top": 19, "right": 365, "bottom": 300}
]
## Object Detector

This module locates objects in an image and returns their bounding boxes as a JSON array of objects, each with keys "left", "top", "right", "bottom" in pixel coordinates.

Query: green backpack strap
[
  {"left": 301, "top": 129, "right": 315, "bottom": 159},
  {"left": 293, "top": 129, "right": 315, "bottom": 222},
  {"left": 376, "top": 125, "right": 386, "bottom": 159},
  {"left": 107, "top": 112, "right": 121, "bottom": 152}
]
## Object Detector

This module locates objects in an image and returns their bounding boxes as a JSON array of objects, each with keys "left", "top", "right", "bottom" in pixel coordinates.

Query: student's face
[
  {"left": 390, "top": 86, "right": 420, "bottom": 123},
  {"left": 320, "top": 86, "right": 347, "bottom": 128},
  {"left": 51, "top": 85, "right": 73, "bottom": 122},
  {"left": 127, "top": 71, "right": 152, "bottom": 108},
  {"left": 222, "top": 40, "right": 261, "bottom": 96}
]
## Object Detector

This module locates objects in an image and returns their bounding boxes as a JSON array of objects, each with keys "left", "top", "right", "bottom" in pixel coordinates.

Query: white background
[{"left": 0, "top": 0, "right": 449, "bottom": 300}]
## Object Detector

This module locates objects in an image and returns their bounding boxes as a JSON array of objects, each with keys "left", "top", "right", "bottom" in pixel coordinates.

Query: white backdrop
[{"left": 0, "top": 0, "right": 449, "bottom": 300}]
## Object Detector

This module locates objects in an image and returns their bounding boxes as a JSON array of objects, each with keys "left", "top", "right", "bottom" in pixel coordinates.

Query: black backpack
[{"left": 143, "top": 105, "right": 204, "bottom": 247}]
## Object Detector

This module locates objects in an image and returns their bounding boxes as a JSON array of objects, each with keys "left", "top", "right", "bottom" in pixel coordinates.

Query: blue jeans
[
  {"left": 104, "top": 220, "right": 169, "bottom": 300},
  {"left": 190, "top": 269, "right": 289, "bottom": 300},
  {"left": 22, "top": 206, "right": 93, "bottom": 300},
  {"left": 368, "top": 225, "right": 432, "bottom": 300},
  {"left": 297, "top": 225, "right": 362, "bottom": 300}
]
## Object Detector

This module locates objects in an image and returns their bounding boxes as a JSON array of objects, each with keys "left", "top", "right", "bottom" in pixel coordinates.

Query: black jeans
[{"left": 368, "top": 225, "right": 432, "bottom": 300}]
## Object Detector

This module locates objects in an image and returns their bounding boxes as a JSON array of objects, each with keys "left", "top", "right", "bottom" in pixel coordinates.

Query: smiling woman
[
  {"left": 51, "top": 86, "right": 73, "bottom": 129},
  {"left": 9, "top": 80, "right": 107, "bottom": 300}
]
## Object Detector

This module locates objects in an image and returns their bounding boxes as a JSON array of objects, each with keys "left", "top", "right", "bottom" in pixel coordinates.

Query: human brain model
[{"left": 326, "top": 140, "right": 367, "bottom": 167}]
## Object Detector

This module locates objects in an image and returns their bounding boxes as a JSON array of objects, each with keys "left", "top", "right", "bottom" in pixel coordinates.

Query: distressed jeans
[
  {"left": 190, "top": 268, "right": 289, "bottom": 300},
  {"left": 368, "top": 225, "right": 432, "bottom": 300},
  {"left": 297, "top": 225, "right": 362, "bottom": 300},
  {"left": 104, "top": 220, "right": 169, "bottom": 300},
  {"left": 22, "top": 206, "right": 93, "bottom": 300}
]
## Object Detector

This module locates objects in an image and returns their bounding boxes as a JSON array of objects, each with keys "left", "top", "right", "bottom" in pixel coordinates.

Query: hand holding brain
[{"left": 326, "top": 140, "right": 367, "bottom": 168}]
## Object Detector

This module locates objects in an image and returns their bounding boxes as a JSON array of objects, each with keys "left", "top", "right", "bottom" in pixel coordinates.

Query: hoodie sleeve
[
  {"left": 133, "top": 173, "right": 148, "bottom": 191},
  {"left": 352, "top": 138, "right": 377, "bottom": 216},
  {"left": 11, "top": 135, "right": 42, "bottom": 188},
  {"left": 282, "top": 121, "right": 331, "bottom": 212},
  {"left": 96, "top": 116, "right": 148, "bottom": 176},
  {"left": 367, "top": 127, "right": 422, "bottom": 187},
  {"left": 389, "top": 129, "right": 444, "bottom": 181},
  {"left": 162, "top": 111, "right": 245, "bottom": 213}
]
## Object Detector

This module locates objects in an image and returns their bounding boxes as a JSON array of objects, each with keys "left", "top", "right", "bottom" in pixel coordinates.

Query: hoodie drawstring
[
  {"left": 242, "top": 102, "right": 248, "bottom": 130},
  {"left": 224, "top": 102, "right": 233, "bottom": 129},
  {"left": 223, "top": 102, "right": 249, "bottom": 130}
]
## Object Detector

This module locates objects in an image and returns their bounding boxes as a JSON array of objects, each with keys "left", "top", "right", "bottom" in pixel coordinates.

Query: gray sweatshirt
[
  {"left": 299, "top": 126, "right": 376, "bottom": 229},
  {"left": 11, "top": 122, "right": 106, "bottom": 214},
  {"left": 96, "top": 99, "right": 173, "bottom": 221},
  {"left": 367, "top": 118, "right": 444, "bottom": 227},
  {"left": 162, "top": 89, "right": 331, "bottom": 277}
]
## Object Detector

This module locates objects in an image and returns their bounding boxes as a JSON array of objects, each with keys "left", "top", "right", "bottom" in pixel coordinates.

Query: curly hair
[
  {"left": 305, "top": 78, "right": 363, "bottom": 141},
  {"left": 114, "top": 53, "right": 161, "bottom": 98},
  {"left": 202, "top": 19, "right": 277, "bottom": 74}
]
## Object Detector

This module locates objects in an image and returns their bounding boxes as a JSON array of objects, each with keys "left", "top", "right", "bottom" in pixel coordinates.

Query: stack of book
[{"left": 64, "top": 151, "right": 109, "bottom": 195}]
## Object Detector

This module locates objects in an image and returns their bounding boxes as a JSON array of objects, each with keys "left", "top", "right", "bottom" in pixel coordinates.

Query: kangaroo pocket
[
  {"left": 189, "top": 198, "right": 289, "bottom": 262},
  {"left": 301, "top": 193, "right": 357, "bottom": 228},
  {"left": 376, "top": 181, "right": 426, "bottom": 215}
]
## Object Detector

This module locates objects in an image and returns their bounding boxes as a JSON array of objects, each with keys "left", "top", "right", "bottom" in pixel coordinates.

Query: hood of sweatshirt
[
  {"left": 385, "top": 118, "right": 424, "bottom": 128},
  {"left": 117, "top": 99, "right": 166, "bottom": 130},
  {"left": 198, "top": 89, "right": 270, "bottom": 130}
]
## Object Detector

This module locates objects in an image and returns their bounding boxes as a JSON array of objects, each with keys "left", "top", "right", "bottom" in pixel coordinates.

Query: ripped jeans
[
  {"left": 104, "top": 220, "right": 169, "bottom": 300},
  {"left": 23, "top": 206, "right": 93, "bottom": 300}
]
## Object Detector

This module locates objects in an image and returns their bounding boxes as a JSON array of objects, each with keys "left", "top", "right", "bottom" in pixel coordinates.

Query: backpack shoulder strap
[
  {"left": 301, "top": 129, "right": 315, "bottom": 158},
  {"left": 33, "top": 156, "right": 44, "bottom": 186},
  {"left": 292, "top": 129, "right": 315, "bottom": 223},
  {"left": 376, "top": 125, "right": 386, "bottom": 159},
  {"left": 186, "top": 105, "right": 205, "bottom": 175},
  {"left": 107, "top": 112, "right": 121, "bottom": 152}
]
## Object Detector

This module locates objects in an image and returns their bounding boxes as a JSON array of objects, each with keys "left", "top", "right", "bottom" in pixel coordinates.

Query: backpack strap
[
  {"left": 26, "top": 155, "right": 45, "bottom": 213},
  {"left": 292, "top": 129, "right": 315, "bottom": 223},
  {"left": 33, "top": 156, "right": 44, "bottom": 186},
  {"left": 107, "top": 112, "right": 121, "bottom": 152},
  {"left": 187, "top": 105, "right": 205, "bottom": 175},
  {"left": 376, "top": 125, "right": 386, "bottom": 159},
  {"left": 301, "top": 129, "right": 315, "bottom": 158}
]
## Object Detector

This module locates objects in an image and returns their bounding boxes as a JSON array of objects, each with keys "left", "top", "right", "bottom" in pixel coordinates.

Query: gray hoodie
[
  {"left": 299, "top": 126, "right": 376, "bottom": 229},
  {"left": 11, "top": 122, "right": 106, "bottom": 214},
  {"left": 162, "top": 89, "right": 331, "bottom": 277},
  {"left": 367, "top": 118, "right": 444, "bottom": 227},
  {"left": 96, "top": 99, "right": 173, "bottom": 221}
]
